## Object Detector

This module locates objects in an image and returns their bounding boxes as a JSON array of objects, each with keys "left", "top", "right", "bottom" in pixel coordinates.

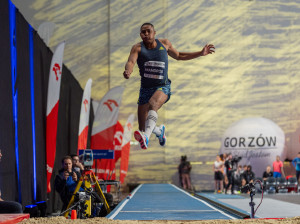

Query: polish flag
[
  {"left": 77, "top": 79, "right": 92, "bottom": 152},
  {"left": 120, "top": 114, "right": 134, "bottom": 183},
  {"left": 91, "top": 86, "right": 124, "bottom": 180},
  {"left": 46, "top": 42, "right": 65, "bottom": 193}
]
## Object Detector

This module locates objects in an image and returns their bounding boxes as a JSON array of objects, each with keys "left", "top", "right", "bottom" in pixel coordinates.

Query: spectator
[
  {"left": 54, "top": 156, "right": 82, "bottom": 211},
  {"left": 219, "top": 154, "right": 228, "bottom": 190},
  {"left": 178, "top": 156, "right": 184, "bottom": 187},
  {"left": 292, "top": 152, "right": 300, "bottom": 184},
  {"left": 273, "top": 155, "right": 285, "bottom": 178},
  {"left": 178, "top": 155, "right": 192, "bottom": 190},
  {"left": 219, "top": 154, "right": 225, "bottom": 174},
  {"left": 224, "top": 153, "right": 233, "bottom": 194},
  {"left": 262, "top": 165, "right": 273, "bottom": 182},
  {"left": 242, "top": 165, "right": 247, "bottom": 174},
  {"left": 70, "top": 154, "right": 84, "bottom": 173},
  {"left": 232, "top": 165, "right": 243, "bottom": 193},
  {"left": 219, "top": 154, "right": 225, "bottom": 163},
  {"left": 241, "top": 165, "right": 255, "bottom": 188},
  {"left": 0, "top": 149, "right": 23, "bottom": 213},
  {"left": 213, "top": 155, "right": 224, "bottom": 193}
]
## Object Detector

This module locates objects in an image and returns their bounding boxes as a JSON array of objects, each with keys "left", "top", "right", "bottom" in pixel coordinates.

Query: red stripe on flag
[
  {"left": 91, "top": 125, "right": 116, "bottom": 149},
  {"left": 78, "top": 125, "right": 89, "bottom": 153},
  {"left": 46, "top": 101, "right": 59, "bottom": 193}
]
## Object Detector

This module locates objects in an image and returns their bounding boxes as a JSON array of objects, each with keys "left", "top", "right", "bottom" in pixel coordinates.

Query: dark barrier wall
[
  {"left": 0, "top": 0, "right": 18, "bottom": 202},
  {"left": 0, "top": 0, "right": 94, "bottom": 213}
]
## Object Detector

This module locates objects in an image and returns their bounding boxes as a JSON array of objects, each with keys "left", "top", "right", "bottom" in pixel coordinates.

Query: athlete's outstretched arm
[
  {"left": 164, "top": 39, "right": 215, "bottom": 61},
  {"left": 123, "top": 44, "right": 139, "bottom": 79}
]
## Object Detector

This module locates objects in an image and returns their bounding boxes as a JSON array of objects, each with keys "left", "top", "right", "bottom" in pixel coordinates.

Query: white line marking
[
  {"left": 170, "top": 184, "right": 236, "bottom": 220},
  {"left": 108, "top": 184, "right": 143, "bottom": 219},
  {"left": 120, "top": 210, "right": 220, "bottom": 213}
]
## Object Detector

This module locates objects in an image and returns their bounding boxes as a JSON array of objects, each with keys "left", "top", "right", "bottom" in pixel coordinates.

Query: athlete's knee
[{"left": 148, "top": 99, "right": 161, "bottom": 111}]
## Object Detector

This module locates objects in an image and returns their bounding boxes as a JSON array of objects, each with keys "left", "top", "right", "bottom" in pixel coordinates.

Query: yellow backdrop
[{"left": 12, "top": 0, "right": 300, "bottom": 190}]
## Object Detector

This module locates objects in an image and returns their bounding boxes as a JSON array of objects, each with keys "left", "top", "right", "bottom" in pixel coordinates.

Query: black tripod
[
  {"left": 241, "top": 180, "right": 264, "bottom": 219},
  {"left": 249, "top": 186, "right": 256, "bottom": 218}
]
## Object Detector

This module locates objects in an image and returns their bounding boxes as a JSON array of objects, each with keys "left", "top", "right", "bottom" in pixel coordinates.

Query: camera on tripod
[
  {"left": 240, "top": 182, "right": 255, "bottom": 193},
  {"left": 79, "top": 149, "right": 94, "bottom": 168},
  {"left": 63, "top": 149, "right": 114, "bottom": 219},
  {"left": 231, "top": 156, "right": 242, "bottom": 164}
]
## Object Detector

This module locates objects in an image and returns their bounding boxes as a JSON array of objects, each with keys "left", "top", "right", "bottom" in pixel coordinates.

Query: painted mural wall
[{"left": 12, "top": 0, "right": 300, "bottom": 190}]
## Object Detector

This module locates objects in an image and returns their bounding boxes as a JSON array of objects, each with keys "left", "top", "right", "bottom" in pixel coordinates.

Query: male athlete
[{"left": 123, "top": 23, "right": 215, "bottom": 150}]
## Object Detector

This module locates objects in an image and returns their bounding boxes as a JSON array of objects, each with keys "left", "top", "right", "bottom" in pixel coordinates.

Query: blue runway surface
[{"left": 107, "top": 184, "right": 237, "bottom": 220}]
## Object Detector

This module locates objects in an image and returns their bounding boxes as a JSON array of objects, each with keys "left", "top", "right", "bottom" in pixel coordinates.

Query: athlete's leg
[
  {"left": 134, "top": 103, "right": 150, "bottom": 149},
  {"left": 144, "top": 90, "right": 168, "bottom": 139},
  {"left": 135, "top": 89, "right": 168, "bottom": 149},
  {"left": 137, "top": 103, "right": 149, "bottom": 131}
]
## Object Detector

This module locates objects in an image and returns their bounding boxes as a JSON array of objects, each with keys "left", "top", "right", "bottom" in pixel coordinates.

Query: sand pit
[{"left": 20, "top": 216, "right": 300, "bottom": 224}]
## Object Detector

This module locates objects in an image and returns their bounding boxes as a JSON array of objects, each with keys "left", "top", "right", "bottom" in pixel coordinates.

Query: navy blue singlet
[{"left": 137, "top": 39, "right": 171, "bottom": 88}]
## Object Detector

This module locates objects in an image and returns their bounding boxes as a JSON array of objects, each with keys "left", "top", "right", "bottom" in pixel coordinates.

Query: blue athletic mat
[{"left": 107, "top": 184, "right": 237, "bottom": 220}]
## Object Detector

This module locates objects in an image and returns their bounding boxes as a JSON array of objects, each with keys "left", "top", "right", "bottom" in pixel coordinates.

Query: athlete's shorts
[{"left": 137, "top": 84, "right": 171, "bottom": 105}]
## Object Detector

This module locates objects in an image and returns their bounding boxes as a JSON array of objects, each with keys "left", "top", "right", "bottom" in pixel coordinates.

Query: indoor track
[{"left": 107, "top": 184, "right": 238, "bottom": 220}]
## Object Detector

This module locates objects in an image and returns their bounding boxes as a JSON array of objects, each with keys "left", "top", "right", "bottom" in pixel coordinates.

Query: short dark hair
[
  {"left": 70, "top": 154, "right": 79, "bottom": 159},
  {"left": 61, "top": 155, "right": 72, "bottom": 164},
  {"left": 140, "top": 23, "right": 154, "bottom": 31}
]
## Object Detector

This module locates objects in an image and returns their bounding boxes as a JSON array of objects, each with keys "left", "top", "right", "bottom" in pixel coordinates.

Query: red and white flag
[
  {"left": 120, "top": 114, "right": 134, "bottom": 183},
  {"left": 91, "top": 86, "right": 124, "bottom": 180},
  {"left": 46, "top": 42, "right": 65, "bottom": 193},
  {"left": 114, "top": 121, "right": 124, "bottom": 163},
  {"left": 77, "top": 78, "right": 92, "bottom": 152}
]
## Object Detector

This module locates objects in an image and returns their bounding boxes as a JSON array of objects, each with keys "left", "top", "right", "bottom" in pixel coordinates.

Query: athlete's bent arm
[
  {"left": 123, "top": 44, "right": 140, "bottom": 79},
  {"left": 163, "top": 39, "right": 215, "bottom": 61}
]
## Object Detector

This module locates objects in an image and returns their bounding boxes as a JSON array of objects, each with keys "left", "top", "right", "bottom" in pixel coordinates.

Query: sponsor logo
[
  {"left": 144, "top": 73, "right": 163, "bottom": 79},
  {"left": 224, "top": 136, "right": 277, "bottom": 150},
  {"left": 220, "top": 117, "right": 285, "bottom": 175},
  {"left": 145, "top": 68, "right": 163, "bottom": 73},
  {"left": 83, "top": 99, "right": 88, "bottom": 112},
  {"left": 103, "top": 99, "right": 119, "bottom": 112},
  {"left": 114, "top": 131, "right": 123, "bottom": 146},
  {"left": 144, "top": 61, "right": 165, "bottom": 68},
  {"left": 127, "top": 122, "right": 133, "bottom": 131},
  {"left": 52, "top": 63, "right": 61, "bottom": 81},
  {"left": 159, "top": 46, "right": 164, "bottom": 50},
  {"left": 47, "top": 164, "right": 53, "bottom": 174}
]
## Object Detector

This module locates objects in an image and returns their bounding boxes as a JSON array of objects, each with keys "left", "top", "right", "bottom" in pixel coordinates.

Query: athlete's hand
[
  {"left": 201, "top": 44, "right": 215, "bottom": 56},
  {"left": 123, "top": 70, "right": 131, "bottom": 79}
]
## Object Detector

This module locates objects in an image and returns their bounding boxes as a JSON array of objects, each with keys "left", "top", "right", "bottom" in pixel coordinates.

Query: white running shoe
[
  {"left": 157, "top": 124, "right": 166, "bottom": 146},
  {"left": 134, "top": 130, "right": 148, "bottom": 150}
]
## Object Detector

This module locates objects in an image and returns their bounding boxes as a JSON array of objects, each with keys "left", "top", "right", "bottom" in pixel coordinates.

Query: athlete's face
[{"left": 140, "top": 25, "right": 156, "bottom": 44}]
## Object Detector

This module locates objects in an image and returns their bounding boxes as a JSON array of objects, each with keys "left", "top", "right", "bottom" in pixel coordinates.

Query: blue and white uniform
[{"left": 137, "top": 39, "right": 171, "bottom": 105}]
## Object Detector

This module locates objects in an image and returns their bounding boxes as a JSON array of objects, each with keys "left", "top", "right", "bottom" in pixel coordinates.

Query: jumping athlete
[{"left": 123, "top": 23, "right": 215, "bottom": 149}]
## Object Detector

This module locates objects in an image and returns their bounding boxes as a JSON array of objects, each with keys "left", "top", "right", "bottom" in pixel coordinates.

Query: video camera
[
  {"left": 231, "top": 156, "right": 242, "bottom": 164},
  {"left": 240, "top": 182, "right": 255, "bottom": 193},
  {"left": 79, "top": 149, "right": 94, "bottom": 168}
]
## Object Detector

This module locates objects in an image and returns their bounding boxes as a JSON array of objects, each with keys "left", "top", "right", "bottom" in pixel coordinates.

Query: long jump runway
[{"left": 107, "top": 184, "right": 237, "bottom": 220}]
